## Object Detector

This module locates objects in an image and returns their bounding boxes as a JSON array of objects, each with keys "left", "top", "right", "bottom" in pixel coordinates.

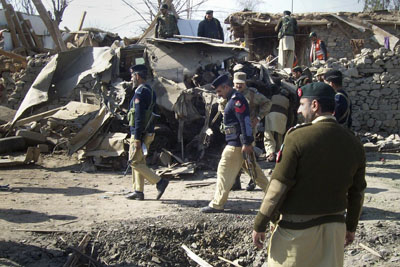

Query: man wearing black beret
[
  {"left": 200, "top": 74, "right": 270, "bottom": 213},
  {"left": 197, "top": 10, "right": 224, "bottom": 42},
  {"left": 252, "top": 82, "right": 366, "bottom": 266},
  {"left": 324, "top": 69, "right": 352, "bottom": 128}
]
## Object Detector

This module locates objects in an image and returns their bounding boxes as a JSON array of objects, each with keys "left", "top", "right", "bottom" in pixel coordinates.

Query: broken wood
[
  {"left": 359, "top": 243, "right": 384, "bottom": 259},
  {"left": 32, "top": 0, "right": 67, "bottom": 52},
  {"left": 12, "top": 228, "right": 68, "bottom": 233},
  {"left": 16, "top": 12, "right": 35, "bottom": 49},
  {"left": 162, "top": 148, "right": 184, "bottom": 164},
  {"left": 0, "top": 49, "right": 27, "bottom": 68},
  {"left": 218, "top": 256, "right": 243, "bottom": 267},
  {"left": 185, "top": 182, "right": 215, "bottom": 188},
  {"left": 7, "top": 4, "right": 31, "bottom": 51},
  {"left": 64, "top": 233, "right": 91, "bottom": 267},
  {"left": 181, "top": 244, "right": 213, "bottom": 267},
  {"left": 0, "top": 0, "right": 20, "bottom": 48},
  {"left": 69, "top": 247, "right": 102, "bottom": 267},
  {"left": 78, "top": 11, "right": 87, "bottom": 31},
  {"left": 25, "top": 18, "right": 44, "bottom": 49}
]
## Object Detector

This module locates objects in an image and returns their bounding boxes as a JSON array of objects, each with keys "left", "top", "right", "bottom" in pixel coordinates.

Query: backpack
[{"left": 278, "top": 16, "right": 294, "bottom": 39}]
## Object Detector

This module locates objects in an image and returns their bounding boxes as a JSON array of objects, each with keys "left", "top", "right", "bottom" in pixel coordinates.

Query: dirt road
[{"left": 0, "top": 152, "right": 399, "bottom": 266}]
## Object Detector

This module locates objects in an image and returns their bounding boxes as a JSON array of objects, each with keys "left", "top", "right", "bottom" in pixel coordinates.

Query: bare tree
[
  {"left": 9, "top": 0, "right": 36, "bottom": 14},
  {"left": 120, "top": 0, "right": 208, "bottom": 25},
  {"left": 236, "top": 0, "right": 263, "bottom": 11},
  {"left": 50, "top": 0, "right": 73, "bottom": 25},
  {"left": 358, "top": 0, "right": 400, "bottom": 11}
]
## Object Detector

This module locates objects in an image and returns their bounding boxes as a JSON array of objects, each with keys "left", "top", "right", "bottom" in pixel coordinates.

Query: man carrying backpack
[{"left": 275, "top": 11, "right": 298, "bottom": 70}]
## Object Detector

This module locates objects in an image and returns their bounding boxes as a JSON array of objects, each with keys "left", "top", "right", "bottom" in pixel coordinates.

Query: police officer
[
  {"left": 232, "top": 72, "right": 271, "bottom": 191},
  {"left": 292, "top": 66, "right": 310, "bottom": 87},
  {"left": 200, "top": 74, "right": 270, "bottom": 213},
  {"left": 155, "top": 4, "right": 180, "bottom": 38},
  {"left": 125, "top": 65, "right": 169, "bottom": 200},
  {"left": 252, "top": 82, "right": 366, "bottom": 267},
  {"left": 323, "top": 70, "right": 352, "bottom": 128}
]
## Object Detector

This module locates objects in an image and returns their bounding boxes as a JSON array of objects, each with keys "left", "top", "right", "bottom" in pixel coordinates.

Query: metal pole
[{"left": 291, "top": 0, "right": 294, "bottom": 13}]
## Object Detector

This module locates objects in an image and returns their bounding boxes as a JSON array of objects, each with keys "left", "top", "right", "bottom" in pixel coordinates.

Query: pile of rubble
[{"left": 312, "top": 46, "right": 400, "bottom": 135}]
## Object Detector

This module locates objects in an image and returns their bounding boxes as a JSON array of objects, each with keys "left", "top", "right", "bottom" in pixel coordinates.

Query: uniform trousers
[
  {"left": 209, "top": 145, "right": 270, "bottom": 210},
  {"left": 264, "top": 131, "right": 283, "bottom": 155},
  {"left": 129, "top": 134, "right": 161, "bottom": 192},
  {"left": 268, "top": 222, "right": 345, "bottom": 267}
]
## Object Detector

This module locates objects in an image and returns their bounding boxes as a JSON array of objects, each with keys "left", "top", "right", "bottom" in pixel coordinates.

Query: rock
[
  {"left": 363, "top": 142, "right": 379, "bottom": 152},
  {"left": 16, "top": 130, "right": 46, "bottom": 145}
]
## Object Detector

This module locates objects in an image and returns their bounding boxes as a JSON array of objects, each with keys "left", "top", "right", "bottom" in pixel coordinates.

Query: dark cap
[
  {"left": 297, "top": 82, "right": 335, "bottom": 100},
  {"left": 324, "top": 69, "right": 342, "bottom": 81},
  {"left": 130, "top": 64, "right": 147, "bottom": 73},
  {"left": 309, "top": 32, "right": 317, "bottom": 38},
  {"left": 161, "top": 4, "right": 168, "bottom": 10},
  {"left": 206, "top": 10, "right": 213, "bottom": 15},
  {"left": 212, "top": 74, "right": 229, "bottom": 89},
  {"left": 292, "top": 66, "right": 302, "bottom": 73},
  {"left": 283, "top": 10, "right": 291, "bottom": 16}
]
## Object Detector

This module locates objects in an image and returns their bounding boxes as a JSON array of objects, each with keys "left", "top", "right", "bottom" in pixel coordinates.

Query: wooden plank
[
  {"left": 25, "top": 19, "right": 44, "bottom": 49},
  {"left": 7, "top": 4, "right": 31, "bottom": 51},
  {"left": 181, "top": 244, "right": 213, "bottom": 267},
  {"left": 359, "top": 243, "right": 384, "bottom": 259},
  {"left": 0, "top": 49, "right": 27, "bottom": 68},
  {"left": 78, "top": 11, "right": 87, "bottom": 31},
  {"left": 16, "top": 12, "right": 35, "bottom": 49},
  {"left": 0, "top": 0, "right": 20, "bottom": 48}
]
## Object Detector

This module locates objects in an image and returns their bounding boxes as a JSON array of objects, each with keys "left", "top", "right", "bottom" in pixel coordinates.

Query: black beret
[
  {"left": 130, "top": 64, "right": 147, "bottom": 73},
  {"left": 283, "top": 10, "right": 291, "bottom": 15},
  {"left": 324, "top": 70, "right": 342, "bottom": 81},
  {"left": 206, "top": 10, "right": 213, "bottom": 14},
  {"left": 297, "top": 82, "right": 335, "bottom": 100},
  {"left": 161, "top": 4, "right": 168, "bottom": 9},
  {"left": 292, "top": 66, "right": 302, "bottom": 73},
  {"left": 212, "top": 74, "right": 229, "bottom": 89}
]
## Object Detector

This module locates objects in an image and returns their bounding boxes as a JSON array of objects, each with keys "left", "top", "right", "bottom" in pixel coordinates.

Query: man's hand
[
  {"left": 133, "top": 140, "right": 141, "bottom": 150},
  {"left": 251, "top": 118, "right": 260, "bottom": 128},
  {"left": 252, "top": 230, "right": 265, "bottom": 249},
  {"left": 242, "top": 144, "right": 254, "bottom": 155},
  {"left": 345, "top": 231, "right": 355, "bottom": 247}
]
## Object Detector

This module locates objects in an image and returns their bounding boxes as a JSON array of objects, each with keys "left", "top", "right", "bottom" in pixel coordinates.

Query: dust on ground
[{"left": 0, "top": 152, "right": 399, "bottom": 266}]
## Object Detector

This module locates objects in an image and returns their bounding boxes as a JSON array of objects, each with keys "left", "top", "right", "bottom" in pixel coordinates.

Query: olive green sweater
[{"left": 255, "top": 116, "right": 366, "bottom": 232}]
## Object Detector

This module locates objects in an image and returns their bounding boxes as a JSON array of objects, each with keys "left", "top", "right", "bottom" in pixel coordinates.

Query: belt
[
  {"left": 270, "top": 104, "right": 288, "bottom": 114},
  {"left": 225, "top": 127, "right": 236, "bottom": 135},
  {"left": 279, "top": 211, "right": 345, "bottom": 230}
]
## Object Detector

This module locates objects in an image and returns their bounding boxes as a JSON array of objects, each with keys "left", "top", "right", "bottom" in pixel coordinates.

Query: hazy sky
[{"left": 49, "top": 0, "right": 364, "bottom": 38}]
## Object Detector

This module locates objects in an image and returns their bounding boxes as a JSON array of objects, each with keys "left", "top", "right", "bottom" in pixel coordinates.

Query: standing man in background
[
  {"left": 309, "top": 32, "right": 328, "bottom": 63},
  {"left": 155, "top": 4, "right": 180, "bottom": 39},
  {"left": 197, "top": 10, "right": 224, "bottom": 42},
  {"left": 126, "top": 65, "right": 169, "bottom": 201},
  {"left": 275, "top": 11, "right": 298, "bottom": 69},
  {"left": 253, "top": 82, "right": 366, "bottom": 267}
]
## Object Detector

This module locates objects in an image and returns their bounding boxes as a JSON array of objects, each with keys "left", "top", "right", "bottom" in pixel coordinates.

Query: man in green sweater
[{"left": 252, "top": 82, "right": 366, "bottom": 267}]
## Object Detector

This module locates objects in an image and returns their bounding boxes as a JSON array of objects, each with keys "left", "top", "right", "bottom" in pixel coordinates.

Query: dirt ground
[{"left": 0, "top": 151, "right": 399, "bottom": 266}]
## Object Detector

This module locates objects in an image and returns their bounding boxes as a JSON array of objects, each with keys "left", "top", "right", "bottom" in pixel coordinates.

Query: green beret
[
  {"left": 212, "top": 74, "right": 229, "bottom": 88},
  {"left": 297, "top": 82, "right": 335, "bottom": 100}
]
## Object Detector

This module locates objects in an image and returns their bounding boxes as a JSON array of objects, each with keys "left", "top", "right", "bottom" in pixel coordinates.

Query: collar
[
  {"left": 226, "top": 89, "right": 237, "bottom": 100},
  {"left": 312, "top": 115, "right": 336, "bottom": 124}
]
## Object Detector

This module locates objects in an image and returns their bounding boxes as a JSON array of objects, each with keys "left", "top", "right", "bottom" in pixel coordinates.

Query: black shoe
[
  {"left": 156, "top": 179, "right": 169, "bottom": 200},
  {"left": 246, "top": 182, "right": 256, "bottom": 191},
  {"left": 200, "top": 206, "right": 223, "bottom": 213},
  {"left": 126, "top": 191, "right": 144, "bottom": 200},
  {"left": 231, "top": 176, "right": 242, "bottom": 191}
]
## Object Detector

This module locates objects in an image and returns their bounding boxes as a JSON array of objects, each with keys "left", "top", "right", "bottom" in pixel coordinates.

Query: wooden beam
[
  {"left": 7, "top": 4, "right": 31, "bottom": 51},
  {"left": 16, "top": 12, "right": 35, "bottom": 49},
  {"left": 0, "top": 1, "right": 20, "bottom": 48},
  {"left": 25, "top": 19, "right": 44, "bottom": 49},
  {"left": 0, "top": 49, "right": 27, "bottom": 68},
  {"left": 78, "top": 11, "right": 87, "bottom": 31},
  {"left": 31, "top": 0, "right": 67, "bottom": 52}
]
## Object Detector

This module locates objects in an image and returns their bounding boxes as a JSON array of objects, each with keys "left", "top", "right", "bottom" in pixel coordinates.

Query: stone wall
[{"left": 314, "top": 47, "right": 400, "bottom": 135}]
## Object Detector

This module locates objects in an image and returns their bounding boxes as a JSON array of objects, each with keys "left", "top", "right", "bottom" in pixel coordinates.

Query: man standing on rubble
[
  {"left": 231, "top": 71, "right": 271, "bottom": 191},
  {"left": 200, "top": 74, "right": 269, "bottom": 213},
  {"left": 155, "top": 4, "right": 180, "bottom": 39},
  {"left": 309, "top": 32, "right": 328, "bottom": 64},
  {"left": 197, "top": 10, "right": 224, "bottom": 42},
  {"left": 125, "top": 65, "right": 169, "bottom": 201},
  {"left": 275, "top": 11, "right": 298, "bottom": 69},
  {"left": 323, "top": 69, "right": 352, "bottom": 129},
  {"left": 252, "top": 82, "right": 366, "bottom": 267}
]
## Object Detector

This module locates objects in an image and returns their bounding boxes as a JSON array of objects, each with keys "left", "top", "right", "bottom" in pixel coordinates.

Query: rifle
[{"left": 240, "top": 134, "right": 257, "bottom": 182}]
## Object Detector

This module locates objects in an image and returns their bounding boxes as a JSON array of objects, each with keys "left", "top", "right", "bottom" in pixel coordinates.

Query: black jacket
[{"left": 197, "top": 17, "right": 224, "bottom": 41}]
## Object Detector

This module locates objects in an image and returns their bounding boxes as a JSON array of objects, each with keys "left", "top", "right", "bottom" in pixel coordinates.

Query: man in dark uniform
[
  {"left": 125, "top": 64, "right": 169, "bottom": 200},
  {"left": 197, "top": 10, "right": 224, "bottom": 42},
  {"left": 292, "top": 66, "right": 310, "bottom": 87},
  {"left": 323, "top": 69, "right": 352, "bottom": 128},
  {"left": 155, "top": 4, "right": 180, "bottom": 38},
  {"left": 252, "top": 82, "right": 366, "bottom": 266},
  {"left": 200, "top": 74, "right": 269, "bottom": 213}
]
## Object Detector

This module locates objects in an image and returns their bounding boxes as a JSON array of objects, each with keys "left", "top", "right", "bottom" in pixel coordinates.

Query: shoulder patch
[
  {"left": 286, "top": 122, "right": 312, "bottom": 135},
  {"left": 134, "top": 98, "right": 140, "bottom": 104},
  {"left": 234, "top": 100, "right": 246, "bottom": 113}
]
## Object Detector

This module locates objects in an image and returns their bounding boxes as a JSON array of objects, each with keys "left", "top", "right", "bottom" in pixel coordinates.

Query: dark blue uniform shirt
[
  {"left": 130, "top": 83, "right": 156, "bottom": 140},
  {"left": 223, "top": 89, "right": 253, "bottom": 147},
  {"left": 334, "top": 89, "right": 352, "bottom": 128}
]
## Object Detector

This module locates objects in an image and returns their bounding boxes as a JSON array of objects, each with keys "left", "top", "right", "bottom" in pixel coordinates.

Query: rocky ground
[{"left": 0, "top": 151, "right": 399, "bottom": 266}]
